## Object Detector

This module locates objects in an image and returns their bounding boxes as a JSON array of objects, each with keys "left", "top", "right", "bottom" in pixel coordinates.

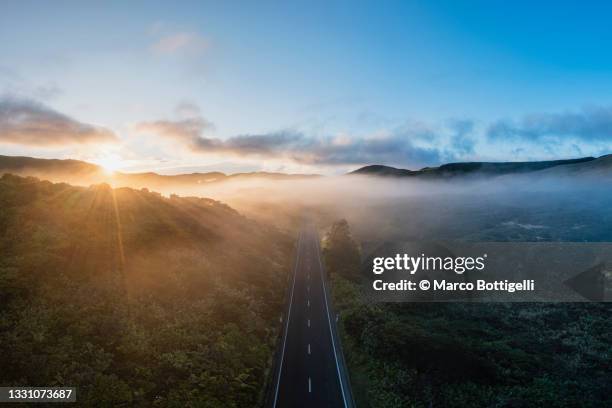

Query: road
[{"left": 271, "top": 224, "right": 354, "bottom": 408}]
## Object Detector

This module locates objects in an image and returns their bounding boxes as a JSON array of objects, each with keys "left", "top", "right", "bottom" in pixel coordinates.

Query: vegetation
[
  {"left": 0, "top": 174, "right": 293, "bottom": 407},
  {"left": 325, "top": 220, "right": 611, "bottom": 408},
  {"left": 322, "top": 219, "right": 361, "bottom": 282}
]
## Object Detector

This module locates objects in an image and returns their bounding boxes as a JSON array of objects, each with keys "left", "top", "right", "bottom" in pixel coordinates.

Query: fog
[
  {"left": 4, "top": 160, "right": 612, "bottom": 245},
  {"left": 153, "top": 172, "right": 612, "bottom": 245}
]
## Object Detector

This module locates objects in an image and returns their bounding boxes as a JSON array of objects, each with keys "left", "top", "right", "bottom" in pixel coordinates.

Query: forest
[
  {"left": 324, "top": 219, "right": 611, "bottom": 408},
  {"left": 0, "top": 174, "right": 293, "bottom": 407}
]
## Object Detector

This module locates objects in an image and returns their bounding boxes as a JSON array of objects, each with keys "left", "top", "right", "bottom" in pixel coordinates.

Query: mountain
[
  {"left": 0, "top": 154, "right": 102, "bottom": 177},
  {"left": 3, "top": 154, "right": 611, "bottom": 187},
  {"left": 350, "top": 156, "right": 605, "bottom": 178},
  {"left": 349, "top": 164, "right": 418, "bottom": 177},
  {"left": 0, "top": 155, "right": 319, "bottom": 189}
]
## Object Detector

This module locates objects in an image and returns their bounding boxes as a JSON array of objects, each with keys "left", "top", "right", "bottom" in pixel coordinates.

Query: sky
[{"left": 1, "top": 0, "right": 612, "bottom": 174}]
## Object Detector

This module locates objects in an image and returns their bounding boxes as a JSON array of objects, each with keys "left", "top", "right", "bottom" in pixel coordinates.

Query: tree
[{"left": 324, "top": 219, "right": 361, "bottom": 281}]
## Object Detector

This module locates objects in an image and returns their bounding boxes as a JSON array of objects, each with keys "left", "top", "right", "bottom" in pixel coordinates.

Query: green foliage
[
  {"left": 325, "top": 218, "right": 611, "bottom": 408},
  {"left": 0, "top": 174, "right": 292, "bottom": 406},
  {"left": 323, "top": 219, "right": 361, "bottom": 281},
  {"left": 337, "top": 285, "right": 611, "bottom": 406}
]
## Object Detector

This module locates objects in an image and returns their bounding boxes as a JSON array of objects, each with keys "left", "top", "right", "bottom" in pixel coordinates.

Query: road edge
[
  {"left": 264, "top": 229, "right": 302, "bottom": 408},
  {"left": 315, "top": 227, "right": 357, "bottom": 408}
]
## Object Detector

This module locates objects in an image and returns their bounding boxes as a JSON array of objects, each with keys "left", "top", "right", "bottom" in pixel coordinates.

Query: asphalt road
[{"left": 271, "top": 225, "right": 352, "bottom": 408}]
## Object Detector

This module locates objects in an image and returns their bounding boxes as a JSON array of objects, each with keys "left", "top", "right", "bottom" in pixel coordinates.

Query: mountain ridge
[
  {"left": 0, "top": 154, "right": 320, "bottom": 188},
  {"left": 2, "top": 154, "right": 612, "bottom": 185},
  {"left": 349, "top": 156, "right": 611, "bottom": 178}
]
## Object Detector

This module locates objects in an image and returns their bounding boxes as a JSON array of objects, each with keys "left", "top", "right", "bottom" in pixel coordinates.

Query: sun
[{"left": 96, "top": 155, "right": 124, "bottom": 175}]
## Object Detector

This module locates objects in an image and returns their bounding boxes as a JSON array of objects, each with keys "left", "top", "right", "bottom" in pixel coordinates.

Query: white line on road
[
  {"left": 308, "top": 377, "right": 312, "bottom": 393},
  {"left": 307, "top": 299, "right": 310, "bottom": 307},
  {"left": 307, "top": 319, "right": 310, "bottom": 327},
  {"left": 308, "top": 343, "right": 311, "bottom": 355}
]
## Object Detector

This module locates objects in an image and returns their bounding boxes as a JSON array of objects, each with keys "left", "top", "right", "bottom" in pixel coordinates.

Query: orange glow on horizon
[{"left": 96, "top": 155, "right": 124, "bottom": 175}]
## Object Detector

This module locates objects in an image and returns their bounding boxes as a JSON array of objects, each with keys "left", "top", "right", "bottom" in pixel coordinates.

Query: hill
[
  {"left": 350, "top": 156, "right": 601, "bottom": 178},
  {"left": 0, "top": 155, "right": 319, "bottom": 189},
  {"left": 0, "top": 174, "right": 293, "bottom": 406},
  {"left": 538, "top": 154, "right": 612, "bottom": 176}
]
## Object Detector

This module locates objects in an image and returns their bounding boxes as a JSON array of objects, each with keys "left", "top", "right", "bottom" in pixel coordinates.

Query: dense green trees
[
  {"left": 325, "top": 219, "right": 611, "bottom": 408},
  {"left": 0, "top": 174, "right": 292, "bottom": 407},
  {"left": 322, "top": 219, "right": 361, "bottom": 282}
]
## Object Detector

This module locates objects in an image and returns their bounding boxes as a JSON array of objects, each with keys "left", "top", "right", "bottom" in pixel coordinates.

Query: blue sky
[{"left": 1, "top": 0, "right": 612, "bottom": 174}]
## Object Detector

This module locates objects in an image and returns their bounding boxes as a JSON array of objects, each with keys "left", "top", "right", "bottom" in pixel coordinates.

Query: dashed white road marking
[
  {"left": 307, "top": 299, "right": 310, "bottom": 307},
  {"left": 308, "top": 377, "right": 312, "bottom": 393},
  {"left": 307, "top": 319, "right": 310, "bottom": 327},
  {"left": 308, "top": 343, "right": 311, "bottom": 355}
]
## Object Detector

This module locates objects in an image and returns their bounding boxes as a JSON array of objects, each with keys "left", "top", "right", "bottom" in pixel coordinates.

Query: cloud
[
  {"left": 150, "top": 32, "right": 209, "bottom": 55},
  {"left": 302, "top": 132, "right": 442, "bottom": 166},
  {"left": 135, "top": 116, "right": 215, "bottom": 149},
  {"left": 137, "top": 104, "right": 612, "bottom": 168},
  {"left": 135, "top": 112, "right": 442, "bottom": 167},
  {"left": 0, "top": 96, "right": 118, "bottom": 146},
  {"left": 487, "top": 106, "right": 612, "bottom": 142},
  {"left": 447, "top": 119, "right": 476, "bottom": 155}
]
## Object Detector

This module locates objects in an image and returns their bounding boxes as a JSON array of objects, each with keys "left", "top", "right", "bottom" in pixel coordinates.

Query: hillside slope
[
  {"left": 538, "top": 154, "right": 612, "bottom": 176},
  {"left": 0, "top": 174, "right": 293, "bottom": 406}
]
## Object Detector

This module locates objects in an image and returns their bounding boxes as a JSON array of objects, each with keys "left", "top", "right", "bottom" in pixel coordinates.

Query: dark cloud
[
  {"left": 220, "top": 130, "right": 441, "bottom": 166},
  {"left": 224, "top": 132, "right": 306, "bottom": 155},
  {"left": 0, "top": 96, "right": 117, "bottom": 146},
  {"left": 487, "top": 107, "right": 612, "bottom": 142},
  {"left": 302, "top": 133, "right": 441, "bottom": 166},
  {"left": 136, "top": 114, "right": 442, "bottom": 167}
]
